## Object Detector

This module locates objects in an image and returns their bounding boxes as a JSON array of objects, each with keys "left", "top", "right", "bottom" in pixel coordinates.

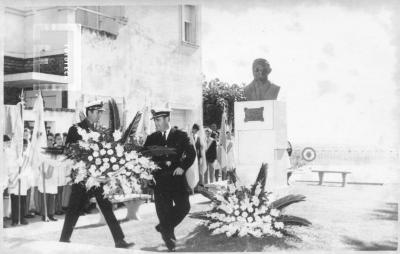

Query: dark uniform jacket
[
  {"left": 144, "top": 128, "right": 196, "bottom": 191},
  {"left": 65, "top": 119, "right": 92, "bottom": 145}
]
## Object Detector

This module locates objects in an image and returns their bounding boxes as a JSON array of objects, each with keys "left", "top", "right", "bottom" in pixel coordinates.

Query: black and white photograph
[{"left": 0, "top": 0, "right": 399, "bottom": 253}]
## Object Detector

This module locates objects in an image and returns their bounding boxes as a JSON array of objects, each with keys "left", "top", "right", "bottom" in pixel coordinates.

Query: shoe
[
  {"left": 48, "top": 216, "right": 58, "bottom": 221},
  {"left": 11, "top": 221, "right": 18, "bottom": 226},
  {"left": 24, "top": 214, "right": 35, "bottom": 219},
  {"left": 20, "top": 219, "right": 29, "bottom": 225},
  {"left": 164, "top": 238, "right": 176, "bottom": 252},
  {"left": 59, "top": 239, "right": 71, "bottom": 243},
  {"left": 156, "top": 224, "right": 176, "bottom": 240},
  {"left": 115, "top": 239, "right": 135, "bottom": 249}
]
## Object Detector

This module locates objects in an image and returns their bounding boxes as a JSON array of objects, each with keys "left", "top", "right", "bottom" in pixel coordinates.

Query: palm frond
[
  {"left": 197, "top": 186, "right": 220, "bottom": 203},
  {"left": 119, "top": 111, "right": 142, "bottom": 144},
  {"left": 108, "top": 98, "right": 121, "bottom": 132},
  {"left": 277, "top": 215, "right": 312, "bottom": 226},
  {"left": 189, "top": 211, "right": 209, "bottom": 220},
  {"left": 250, "top": 163, "right": 268, "bottom": 195},
  {"left": 270, "top": 194, "right": 306, "bottom": 210}
]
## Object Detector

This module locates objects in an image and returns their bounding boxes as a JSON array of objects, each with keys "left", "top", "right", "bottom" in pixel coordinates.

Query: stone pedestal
[{"left": 234, "top": 100, "right": 289, "bottom": 192}]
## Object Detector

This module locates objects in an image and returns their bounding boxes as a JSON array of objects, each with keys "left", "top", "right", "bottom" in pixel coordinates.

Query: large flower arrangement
[
  {"left": 195, "top": 164, "right": 311, "bottom": 238},
  {"left": 65, "top": 127, "right": 159, "bottom": 199},
  {"left": 203, "top": 182, "right": 285, "bottom": 238}
]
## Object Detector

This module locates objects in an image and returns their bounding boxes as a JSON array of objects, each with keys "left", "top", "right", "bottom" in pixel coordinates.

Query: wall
[
  {"left": 4, "top": 9, "right": 25, "bottom": 56},
  {"left": 80, "top": 5, "right": 203, "bottom": 129}
]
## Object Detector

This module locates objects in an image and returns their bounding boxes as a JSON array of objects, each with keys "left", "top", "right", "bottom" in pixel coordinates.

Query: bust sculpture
[{"left": 244, "top": 58, "right": 280, "bottom": 101}]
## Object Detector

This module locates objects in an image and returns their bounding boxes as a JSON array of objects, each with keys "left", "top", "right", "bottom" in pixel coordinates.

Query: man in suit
[
  {"left": 144, "top": 108, "right": 196, "bottom": 252},
  {"left": 59, "top": 100, "right": 133, "bottom": 248}
]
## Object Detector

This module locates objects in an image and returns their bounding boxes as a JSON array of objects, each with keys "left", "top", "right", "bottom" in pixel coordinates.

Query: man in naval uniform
[
  {"left": 144, "top": 108, "right": 196, "bottom": 252},
  {"left": 59, "top": 100, "right": 133, "bottom": 248}
]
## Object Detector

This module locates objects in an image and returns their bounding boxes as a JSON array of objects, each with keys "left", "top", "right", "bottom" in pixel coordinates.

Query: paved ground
[{"left": 2, "top": 180, "right": 399, "bottom": 253}]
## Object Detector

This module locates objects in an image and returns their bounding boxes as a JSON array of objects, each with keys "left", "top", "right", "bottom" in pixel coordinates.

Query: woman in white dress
[{"left": 38, "top": 134, "right": 58, "bottom": 221}]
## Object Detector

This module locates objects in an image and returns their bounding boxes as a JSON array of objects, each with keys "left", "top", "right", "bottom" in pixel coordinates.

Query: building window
[{"left": 181, "top": 5, "right": 198, "bottom": 46}]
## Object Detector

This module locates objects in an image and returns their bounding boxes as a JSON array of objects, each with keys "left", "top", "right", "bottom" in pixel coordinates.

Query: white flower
[
  {"left": 110, "top": 157, "right": 117, "bottom": 163},
  {"left": 238, "top": 228, "right": 248, "bottom": 237},
  {"left": 78, "top": 140, "right": 90, "bottom": 150},
  {"left": 270, "top": 209, "right": 280, "bottom": 217},
  {"left": 103, "top": 162, "right": 110, "bottom": 169},
  {"left": 89, "top": 164, "right": 96, "bottom": 172},
  {"left": 112, "top": 164, "right": 119, "bottom": 170},
  {"left": 242, "top": 211, "right": 248, "bottom": 218},
  {"left": 93, "top": 151, "right": 99, "bottom": 157},
  {"left": 125, "top": 162, "right": 134, "bottom": 170},
  {"left": 103, "top": 184, "right": 111, "bottom": 195},
  {"left": 249, "top": 229, "right": 262, "bottom": 238},
  {"left": 88, "top": 131, "right": 100, "bottom": 141},
  {"left": 247, "top": 207, "right": 254, "bottom": 213},
  {"left": 247, "top": 216, "right": 254, "bottom": 223},
  {"left": 90, "top": 144, "right": 99, "bottom": 151},
  {"left": 113, "top": 130, "right": 122, "bottom": 141},
  {"left": 86, "top": 176, "right": 100, "bottom": 189},
  {"left": 99, "top": 166, "right": 106, "bottom": 173},
  {"left": 103, "top": 158, "right": 109, "bottom": 163},
  {"left": 274, "top": 221, "right": 284, "bottom": 230},
  {"left": 87, "top": 155, "right": 93, "bottom": 161},
  {"left": 234, "top": 210, "right": 240, "bottom": 216},
  {"left": 100, "top": 149, "right": 106, "bottom": 155},
  {"left": 95, "top": 158, "right": 102, "bottom": 165},
  {"left": 104, "top": 143, "right": 112, "bottom": 149},
  {"left": 119, "top": 159, "right": 126, "bottom": 165},
  {"left": 262, "top": 215, "right": 272, "bottom": 223},
  {"left": 77, "top": 127, "right": 89, "bottom": 141},
  {"left": 107, "top": 149, "right": 114, "bottom": 155}
]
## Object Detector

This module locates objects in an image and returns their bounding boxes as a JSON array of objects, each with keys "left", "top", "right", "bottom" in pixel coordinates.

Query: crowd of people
[
  {"left": 190, "top": 123, "right": 236, "bottom": 190},
  {"left": 2, "top": 128, "right": 87, "bottom": 227}
]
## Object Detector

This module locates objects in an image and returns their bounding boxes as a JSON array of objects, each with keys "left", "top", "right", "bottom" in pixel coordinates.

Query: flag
[
  {"left": 218, "top": 106, "right": 228, "bottom": 172},
  {"left": 22, "top": 91, "right": 47, "bottom": 171}
]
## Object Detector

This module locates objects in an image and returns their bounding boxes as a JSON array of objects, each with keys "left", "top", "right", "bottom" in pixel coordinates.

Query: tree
[{"left": 202, "top": 79, "right": 246, "bottom": 129}]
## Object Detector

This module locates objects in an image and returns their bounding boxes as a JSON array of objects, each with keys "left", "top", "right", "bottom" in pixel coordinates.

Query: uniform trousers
[
  {"left": 10, "top": 194, "right": 27, "bottom": 223},
  {"left": 39, "top": 192, "right": 56, "bottom": 217},
  {"left": 154, "top": 187, "right": 190, "bottom": 239},
  {"left": 60, "top": 183, "right": 124, "bottom": 243}
]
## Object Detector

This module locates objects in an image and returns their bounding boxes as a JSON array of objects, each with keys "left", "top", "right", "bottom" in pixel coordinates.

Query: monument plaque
[{"left": 244, "top": 107, "right": 264, "bottom": 122}]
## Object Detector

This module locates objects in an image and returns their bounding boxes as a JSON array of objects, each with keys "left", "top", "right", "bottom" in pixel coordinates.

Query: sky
[{"left": 201, "top": 1, "right": 400, "bottom": 148}]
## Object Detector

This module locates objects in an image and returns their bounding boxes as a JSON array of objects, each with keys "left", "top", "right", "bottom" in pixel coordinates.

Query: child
[{"left": 6, "top": 136, "right": 29, "bottom": 226}]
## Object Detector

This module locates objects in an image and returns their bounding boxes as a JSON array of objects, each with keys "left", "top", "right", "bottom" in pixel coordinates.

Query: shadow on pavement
[
  {"left": 175, "top": 225, "right": 298, "bottom": 252},
  {"left": 342, "top": 236, "right": 398, "bottom": 251},
  {"left": 369, "top": 202, "right": 398, "bottom": 221}
]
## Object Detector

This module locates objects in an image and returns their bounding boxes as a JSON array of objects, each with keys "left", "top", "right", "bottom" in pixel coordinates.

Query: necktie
[{"left": 162, "top": 131, "right": 167, "bottom": 145}]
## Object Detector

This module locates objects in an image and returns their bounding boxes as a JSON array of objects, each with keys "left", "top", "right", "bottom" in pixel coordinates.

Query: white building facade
[{"left": 4, "top": 5, "right": 203, "bottom": 134}]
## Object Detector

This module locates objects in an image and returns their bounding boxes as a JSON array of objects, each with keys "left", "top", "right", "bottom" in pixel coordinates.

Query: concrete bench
[
  {"left": 312, "top": 170, "right": 351, "bottom": 187},
  {"left": 97, "top": 194, "right": 151, "bottom": 224}
]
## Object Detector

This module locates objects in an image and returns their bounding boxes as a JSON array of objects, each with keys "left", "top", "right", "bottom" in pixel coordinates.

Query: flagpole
[
  {"left": 39, "top": 90, "right": 49, "bottom": 222},
  {"left": 17, "top": 89, "right": 24, "bottom": 225},
  {"left": 42, "top": 162, "right": 48, "bottom": 221}
]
